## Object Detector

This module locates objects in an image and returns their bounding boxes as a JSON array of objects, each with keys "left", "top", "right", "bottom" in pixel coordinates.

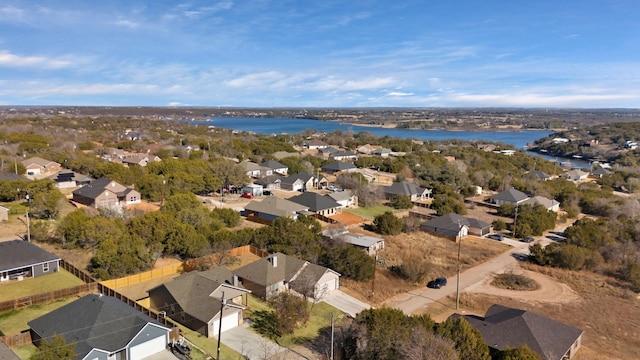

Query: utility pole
[
  {"left": 216, "top": 292, "right": 226, "bottom": 360},
  {"left": 455, "top": 220, "right": 462, "bottom": 310},
  {"left": 513, "top": 205, "right": 519, "bottom": 238},
  {"left": 25, "top": 193, "right": 31, "bottom": 242},
  {"left": 330, "top": 313, "right": 334, "bottom": 360}
]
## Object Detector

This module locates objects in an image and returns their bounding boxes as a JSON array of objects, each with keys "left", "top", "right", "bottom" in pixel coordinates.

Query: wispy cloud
[
  {"left": 0, "top": 50, "right": 73, "bottom": 69},
  {"left": 0, "top": 5, "right": 25, "bottom": 22},
  {"left": 115, "top": 19, "right": 139, "bottom": 29}
]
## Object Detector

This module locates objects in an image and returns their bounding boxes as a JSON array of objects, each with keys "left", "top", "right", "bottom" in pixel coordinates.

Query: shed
[{"left": 0, "top": 206, "right": 8, "bottom": 222}]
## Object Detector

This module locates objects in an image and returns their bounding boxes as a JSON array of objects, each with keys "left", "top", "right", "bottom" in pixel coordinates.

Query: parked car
[
  {"left": 522, "top": 237, "right": 535, "bottom": 243},
  {"left": 427, "top": 277, "right": 447, "bottom": 289},
  {"left": 241, "top": 192, "right": 255, "bottom": 199},
  {"left": 488, "top": 233, "right": 505, "bottom": 241}
]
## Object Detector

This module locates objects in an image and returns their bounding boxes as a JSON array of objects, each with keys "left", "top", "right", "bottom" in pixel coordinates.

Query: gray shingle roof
[
  {"left": 420, "top": 213, "right": 490, "bottom": 233},
  {"left": 72, "top": 178, "right": 120, "bottom": 200},
  {"left": 490, "top": 188, "right": 530, "bottom": 203},
  {"left": 321, "top": 161, "right": 357, "bottom": 172},
  {"left": 234, "top": 253, "right": 308, "bottom": 287},
  {"left": 261, "top": 160, "right": 287, "bottom": 170},
  {"left": 289, "top": 192, "right": 341, "bottom": 212},
  {"left": 0, "top": 240, "right": 60, "bottom": 272},
  {"left": 384, "top": 181, "right": 428, "bottom": 197},
  {"left": 154, "top": 268, "right": 240, "bottom": 323},
  {"left": 28, "top": 294, "right": 165, "bottom": 359},
  {"left": 459, "top": 304, "right": 583, "bottom": 360},
  {"left": 244, "top": 197, "right": 308, "bottom": 217}
]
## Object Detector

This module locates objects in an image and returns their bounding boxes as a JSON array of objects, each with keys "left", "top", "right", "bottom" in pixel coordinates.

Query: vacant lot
[
  {"left": 0, "top": 269, "right": 86, "bottom": 302},
  {"left": 341, "top": 229, "right": 510, "bottom": 305}
]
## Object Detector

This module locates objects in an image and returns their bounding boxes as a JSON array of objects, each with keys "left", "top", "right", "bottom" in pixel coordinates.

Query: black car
[
  {"left": 522, "top": 237, "right": 535, "bottom": 243},
  {"left": 427, "top": 277, "right": 447, "bottom": 289}
]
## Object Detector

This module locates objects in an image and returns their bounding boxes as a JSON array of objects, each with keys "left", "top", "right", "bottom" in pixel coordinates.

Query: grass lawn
[
  {"left": 245, "top": 295, "right": 345, "bottom": 348},
  {"left": 345, "top": 204, "right": 398, "bottom": 220},
  {"left": 0, "top": 297, "right": 78, "bottom": 335},
  {"left": 0, "top": 269, "right": 86, "bottom": 302},
  {"left": 13, "top": 344, "right": 37, "bottom": 360}
]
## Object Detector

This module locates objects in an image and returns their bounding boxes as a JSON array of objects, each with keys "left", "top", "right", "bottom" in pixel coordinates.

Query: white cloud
[
  {"left": 115, "top": 19, "right": 139, "bottom": 29},
  {"left": 0, "top": 5, "right": 25, "bottom": 22},
  {"left": 0, "top": 50, "right": 73, "bottom": 69},
  {"left": 386, "top": 91, "right": 413, "bottom": 97},
  {"left": 313, "top": 76, "right": 396, "bottom": 91},
  {"left": 224, "top": 71, "right": 286, "bottom": 88}
]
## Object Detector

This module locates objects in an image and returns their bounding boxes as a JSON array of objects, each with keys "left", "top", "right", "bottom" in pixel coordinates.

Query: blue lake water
[{"left": 194, "top": 117, "right": 553, "bottom": 149}]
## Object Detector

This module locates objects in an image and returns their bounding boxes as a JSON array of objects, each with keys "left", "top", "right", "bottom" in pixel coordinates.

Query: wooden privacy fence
[
  {"left": 0, "top": 282, "right": 97, "bottom": 312},
  {"left": 60, "top": 259, "right": 97, "bottom": 284},
  {"left": 0, "top": 332, "right": 31, "bottom": 348},
  {"left": 100, "top": 263, "right": 183, "bottom": 289}
]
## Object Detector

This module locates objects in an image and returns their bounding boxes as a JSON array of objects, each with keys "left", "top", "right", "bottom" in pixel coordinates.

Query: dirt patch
[{"left": 327, "top": 211, "right": 368, "bottom": 227}]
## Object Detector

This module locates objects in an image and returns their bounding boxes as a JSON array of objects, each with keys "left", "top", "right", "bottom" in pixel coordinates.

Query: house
[
  {"left": 321, "top": 161, "right": 357, "bottom": 174},
  {"left": 356, "top": 144, "right": 381, "bottom": 154},
  {"left": 234, "top": 253, "right": 340, "bottom": 300},
  {"left": 121, "top": 154, "right": 161, "bottom": 167},
  {"left": 254, "top": 175, "right": 283, "bottom": 190},
  {"left": 244, "top": 197, "right": 309, "bottom": 223},
  {"left": 303, "top": 139, "right": 330, "bottom": 149},
  {"left": 455, "top": 304, "right": 583, "bottom": 360},
  {"left": 0, "top": 206, "right": 8, "bottom": 222},
  {"left": 242, "top": 183, "right": 264, "bottom": 197},
  {"left": 323, "top": 229, "right": 385, "bottom": 256},
  {"left": 289, "top": 192, "right": 342, "bottom": 217},
  {"left": 489, "top": 188, "right": 530, "bottom": 206},
  {"left": 328, "top": 189, "right": 357, "bottom": 208},
  {"left": 590, "top": 167, "right": 613, "bottom": 178},
  {"left": 29, "top": 294, "right": 171, "bottom": 360},
  {"left": 562, "top": 169, "right": 589, "bottom": 182},
  {"left": 72, "top": 178, "right": 141, "bottom": 210},
  {"left": 330, "top": 150, "right": 358, "bottom": 161},
  {"left": 0, "top": 240, "right": 60, "bottom": 282},
  {"left": 240, "top": 161, "right": 270, "bottom": 178},
  {"left": 0, "top": 173, "right": 30, "bottom": 182},
  {"left": 148, "top": 267, "right": 250, "bottom": 338},
  {"left": 261, "top": 160, "right": 288, "bottom": 176},
  {"left": 522, "top": 195, "right": 561, "bottom": 212},
  {"left": 318, "top": 146, "right": 340, "bottom": 157},
  {"left": 527, "top": 170, "right": 552, "bottom": 181},
  {"left": 48, "top": 170, "right": 93, "bottom": 189},
  {"left": 281, "top": 172, "right": 316, "bottom": 192},
  {"left": 383, "top": 181, "right": 432, "bottom": 201},
  {"left": 372, "top": 148, "right": 392, "bottom": 157},
  {"left": 21, "top": 157, "right": 62, "bottom": 178},
  {"left": 420, "top": 213, "right": 492, "bottom": 239}
]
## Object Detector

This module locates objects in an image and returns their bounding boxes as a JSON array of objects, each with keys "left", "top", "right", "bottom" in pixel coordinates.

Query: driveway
[
  {"left": 222, "top": 325, "right": 307, "bottom": 360},
  {"left": 321, "top": 290, "right": 371, "bottom": 317}
]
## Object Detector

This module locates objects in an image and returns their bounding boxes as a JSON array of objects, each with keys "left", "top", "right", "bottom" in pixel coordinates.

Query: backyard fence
[
  {"left": 0, "top": 332, "right": 31, "bottom": 348},
  {"left": 60, "top": 259, "right": 97, "bottom": 284},
  {"left": 99, "top": 263, "right": 183, "bottom": 289},
  {"left": 0, "top": 282, "right": 97, "bottom": 312}
]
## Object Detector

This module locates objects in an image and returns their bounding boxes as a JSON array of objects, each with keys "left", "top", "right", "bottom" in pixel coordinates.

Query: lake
[{"left": 194, "top": 117, "right": 553, "bottom": 149}]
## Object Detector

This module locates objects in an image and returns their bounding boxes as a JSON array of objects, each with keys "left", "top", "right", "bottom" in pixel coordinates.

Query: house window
[
  {"left": 130, "top": 196, "right": 137, "bottom": 202},
  {"left": 43, "top": 263, "right": 49, "bottom": 272}
]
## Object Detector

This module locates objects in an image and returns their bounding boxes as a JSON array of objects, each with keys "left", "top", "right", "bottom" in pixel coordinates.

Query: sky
[{"left": 0, "top": 1, "right": 638, "bottom": 108}]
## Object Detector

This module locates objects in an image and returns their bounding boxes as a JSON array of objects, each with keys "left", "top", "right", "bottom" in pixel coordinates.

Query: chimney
[
  {"left": 270, "top": 255, "right": 277, "bottom": 268},
  {"left": 233, "top": 274, "right": 239, "bottom": 287}
]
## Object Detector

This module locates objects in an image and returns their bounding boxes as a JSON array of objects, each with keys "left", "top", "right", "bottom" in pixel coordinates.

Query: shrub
[{"left": 373, "top": 211, "right": 403, "bottom": 235}]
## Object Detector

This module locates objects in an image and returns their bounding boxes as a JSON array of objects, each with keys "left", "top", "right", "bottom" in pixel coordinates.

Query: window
[
  {"left": 43, "top": 263, "right": 49, "bottom": 272},
  {"left": 130, "top": 196, "right": 137, "bottom": 202}
]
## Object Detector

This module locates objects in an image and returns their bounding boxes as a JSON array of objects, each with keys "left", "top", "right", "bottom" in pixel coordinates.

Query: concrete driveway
[
  {"left": 321, "top": 290, "right": 371, "bottom": 317},
  {"left": 221, "top": 325, "right": 307, "bottom": 360}
]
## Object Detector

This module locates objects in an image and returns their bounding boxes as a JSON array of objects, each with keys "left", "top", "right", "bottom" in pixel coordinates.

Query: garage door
[
  {"left": 213, "top": 310, "right": 240, "bottom": 336},
  {"left": 129, "top": 335, "right": 166, "bottom": 360},
  {"left": 317, "top": 278, "right": 338, "bottom": 293}
]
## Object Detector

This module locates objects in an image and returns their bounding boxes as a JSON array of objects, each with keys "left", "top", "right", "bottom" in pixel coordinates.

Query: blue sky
[{"left": 0, "top": 1, "right": 638, "bottom": 108}]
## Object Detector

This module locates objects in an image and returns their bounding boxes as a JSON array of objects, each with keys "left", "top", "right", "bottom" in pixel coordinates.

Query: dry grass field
[{"left": 340, "top": 229, "right": 510, "bottom": 305}]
